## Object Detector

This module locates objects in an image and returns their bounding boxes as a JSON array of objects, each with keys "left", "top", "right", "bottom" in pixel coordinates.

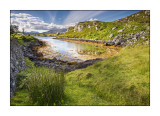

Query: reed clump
[{"left": 25, "top": 67, "right": 65, "bottom": 106}]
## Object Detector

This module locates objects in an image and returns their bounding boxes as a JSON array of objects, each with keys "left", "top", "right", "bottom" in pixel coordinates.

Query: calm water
[{"left": 35, "top": 36, "right": 119, "bottom": 62}]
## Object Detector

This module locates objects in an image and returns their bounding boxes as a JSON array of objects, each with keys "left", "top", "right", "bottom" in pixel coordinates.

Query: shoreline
[
  {"left": 55, "top": 37, "right": 122, "bottom": 49},
  {"left": 27, "top": 38, "right": 104, "bottom": 72},
  {"left": 56, "top": 37, "right": 107, "bottom": 45}
]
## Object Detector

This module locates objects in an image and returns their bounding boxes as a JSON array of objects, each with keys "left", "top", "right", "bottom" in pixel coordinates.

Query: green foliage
[
  {"left": 16, "top": 73, "right": 28, "bottom": 90},
  {"left": 24, "top": 57, "right": 35, "bottom": 68},
  {"left": 64, "top": 45, "right": 150, "bottom": 105},
  {"left": 10, "top": 90, "right": 31, "bottom": 106},
  {"left": 11, "top": 58, "right": 65, "bottom": 106},
  {"left": 79, "top": 45, "right": 107, "bottom": 55},
  {"left": 12, "top": 34, "right": 36, "bottom": 46},
  {"left": 15, "top": 57, "right": 35, "bottom": 90},
  {"left": 34, "top": 33, "right": 56, "bottom": 37}
]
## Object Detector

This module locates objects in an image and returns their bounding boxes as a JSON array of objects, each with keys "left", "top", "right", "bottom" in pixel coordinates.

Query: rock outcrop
[
  {"left": 10, "top": 38, "right": 42, "bottom": 97},
  {"left": 73, "top": 21, "right": 102, "bottom": 32},
  {"left": 10, "top": 39, "right": 26, "bottom": 97},
  {"left": 106, "top": 31, "right": 149, "bottom": 47},
  {"left": 74, "top": 23, "right": 84, "bottom": 32}
]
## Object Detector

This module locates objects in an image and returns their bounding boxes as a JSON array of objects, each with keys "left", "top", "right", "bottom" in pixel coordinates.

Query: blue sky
[{"left": 11, "top": 10, "right": 140, "bottom": 33}]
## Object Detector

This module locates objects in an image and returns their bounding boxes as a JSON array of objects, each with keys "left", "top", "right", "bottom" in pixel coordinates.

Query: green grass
[
  {"left": 80, "top": 45, "right": 107, "bottom": 55},
  {"left": 11, "top": 34, "right": 36, "bottom": 46},
  {"left": 64, "top": 45, "right": 150, "bottom": 105},
  {"left": 34, "top": 33, "right": 56, "bottom": 37},
  {"left": 59, "top": 21, "right": 149, "bottom": 41},
  {"left": 74, "top": 43, "right": 108, "bottom": 55},
  {"left": 10, "top": 89, "right": 31, "bottom": 106},
  {"left": 11, "top": 58, "right": 65, "bottom": 106},
  {"left": 26, "top": 67, "right": 65, "bottom": 106},
  {"left": 11, "top": 45, "right": 150, "bottom": 106}
]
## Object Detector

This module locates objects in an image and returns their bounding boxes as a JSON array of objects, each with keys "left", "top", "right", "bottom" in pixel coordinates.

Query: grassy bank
[
  {"left": 34, "top": 33, "right": 56, "bottom": 37},
  {"left": 11, "top": 44, "right": 150, "bottom": 106},
  {"left": 11, "top": 57, "right": 65, "bottom": 106},
  {"left": 63, "top": 44, "right": 150, "bottom": 105},
  {"left": 11, "top": 34, "right": 37, "bottom": 46}
]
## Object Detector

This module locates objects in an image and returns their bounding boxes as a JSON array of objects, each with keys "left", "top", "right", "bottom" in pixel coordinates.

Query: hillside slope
[
  {"left": 59, "top": 10, "right": 150, "bottom": 46},
  {"left": 64, "top": 45, "right": 150, "bottom": 105},
  {"left": 61, "top": 10, "right": 150, "bottom": 105}
]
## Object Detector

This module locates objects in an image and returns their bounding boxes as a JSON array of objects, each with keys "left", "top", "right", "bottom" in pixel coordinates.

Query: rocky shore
[
  {"left": 24, "top": 39, "right": 103, "bottom": 72},
  {"left": 56, "top": 32, "right": 150, "bottom": 47},
  {"left": 105, "top": 31, "right": 150, "bottom": 46},
  {"left": 11, "top": 37, "right": 105, "bottom": 97}
]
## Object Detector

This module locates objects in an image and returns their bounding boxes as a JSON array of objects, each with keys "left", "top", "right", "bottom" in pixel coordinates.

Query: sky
[{"left": 10, "top": 10, "right": 140, "bottom": 33}]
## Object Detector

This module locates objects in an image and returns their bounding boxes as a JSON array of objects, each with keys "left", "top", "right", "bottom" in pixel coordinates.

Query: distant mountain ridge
[
  {"left": 26, "top": 28, "right": 67, "bottom": 34},
  {"left": 25, "top": 31, "right": 40, "bottom": 34},
  {"left": 42, "top": 28, "right": 67, "bottom": 34}
]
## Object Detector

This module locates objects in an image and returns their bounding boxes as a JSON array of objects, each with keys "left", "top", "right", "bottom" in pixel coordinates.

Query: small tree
[
  {"left": 22, "top": 28, "right": 25, "bottom": 35},
  {"left": 10, "top": 25, "right": 19, "bottom": 34}
]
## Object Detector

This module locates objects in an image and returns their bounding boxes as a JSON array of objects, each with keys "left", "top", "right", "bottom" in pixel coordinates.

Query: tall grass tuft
[{"left": 25, "top": 67, "right": 65, "bottom": 106}]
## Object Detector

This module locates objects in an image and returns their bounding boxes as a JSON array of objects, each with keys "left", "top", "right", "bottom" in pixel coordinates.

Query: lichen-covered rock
[
  {"left": 95, "top": 25, "right": 99, "bottom": 30},
  {"left": 10, "top": 38, "right": 26, "bottom": 97},
  {"left": 115, "top": 39, "right": 127, "bottom": 46},
  {"left": 134, "top": 25, "right": 138, "bottom": 30},
  {"left": 74, "top": 23, "right": 84, "bottom": 32},
  {"left": 118, "top": 29, "right": 124, "bottom": 33},
  {"left": 112, "top": 27, "right": 117, "bottom": 30},
  {"left": 92, "top": 21, "right": 98, "bottom": 25},
  {"left": 113, "top": 36, "right": 120, "bottom": 42},
  {"left": 109, "top": 33, "right": 114, "bottom": 38},
  {"left": 106, "top": 40, "right": 115, "bottom": 46}
]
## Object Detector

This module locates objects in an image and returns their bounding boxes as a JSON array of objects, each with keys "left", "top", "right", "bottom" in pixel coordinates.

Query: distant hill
[
  {"left": 25, "top": 31, "right": 40, "bottom": 34},
  {"left": 58, "top": 10, "right": 150, "bottom": 46},
  {"left": 43, "top": 28, "right": 67, "bottom": 34},
  {"left": 25, "top": 28, "right": 67, "bottom": 35}
]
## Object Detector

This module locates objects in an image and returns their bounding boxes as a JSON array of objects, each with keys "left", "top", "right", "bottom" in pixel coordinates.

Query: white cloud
[
  {"left": 10, "top": 11, "right": 104, "bottom": 33},
  {"left": 11, "top": 13, "right": 32, "bottom": 17},
  {"left": 88, "top": 18, "right": 98, "bottom": 21},
  {"left": 63, "top": 11, "right": 105, "bottom": 25},
  {"left": 11, "top": 13, "right": 72, "bottom": 33}
]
